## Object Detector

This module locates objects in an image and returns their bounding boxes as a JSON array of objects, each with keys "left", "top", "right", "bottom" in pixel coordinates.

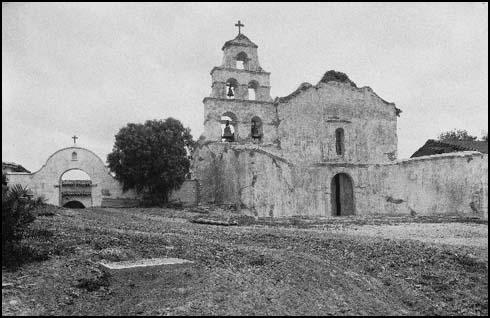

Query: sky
[{"left": 2, "top": 2, "right": 488, "bottom": 173}]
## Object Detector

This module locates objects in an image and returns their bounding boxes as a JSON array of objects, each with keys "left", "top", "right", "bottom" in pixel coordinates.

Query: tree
[
  {"left": 482, "top": 132, "right": 488, "bottom": 142},
  {"left": 107, "top": 118, "right": 195, "bottom": 205},
  {"left": 437, "top": 129, "right": 477, "bottom": 142}
]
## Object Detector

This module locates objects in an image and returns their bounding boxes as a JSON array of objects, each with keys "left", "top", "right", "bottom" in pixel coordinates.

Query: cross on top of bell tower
[{"left": 235, "top": 20, "right": 244, "bottom": 35}]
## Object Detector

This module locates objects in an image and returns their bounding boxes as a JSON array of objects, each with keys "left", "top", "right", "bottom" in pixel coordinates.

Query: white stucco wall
[{"left": 6, "top": 147, "right": 137, "bottom": 207}]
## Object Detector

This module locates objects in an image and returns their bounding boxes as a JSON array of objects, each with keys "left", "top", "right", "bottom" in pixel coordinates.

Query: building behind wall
[
  {"left": 3, "top": 162, "right": 31, "bottom": 174},
  {"left": 193, "top": 26, "right": 488, "bottom": 220}
]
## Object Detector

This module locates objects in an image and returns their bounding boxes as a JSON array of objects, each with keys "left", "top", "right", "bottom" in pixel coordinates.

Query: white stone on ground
[{"left": 99, "top": 257, "right": 193, "bottom": 270}]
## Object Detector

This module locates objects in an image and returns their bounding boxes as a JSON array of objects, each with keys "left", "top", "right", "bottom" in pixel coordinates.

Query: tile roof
[{"left": 411, "top": 139, "right": 488, "bottom": 158}]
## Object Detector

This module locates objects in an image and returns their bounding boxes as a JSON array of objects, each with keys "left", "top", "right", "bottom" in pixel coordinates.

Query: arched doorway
[
  {"left": 330, "top": 173, "right": 354, "bottom": 216},
  {"left": 63, "top": 201, "right": 86, "bottom": 209},
  {"left": 59, "top": 169, "right": 92, "bottom": 208}
]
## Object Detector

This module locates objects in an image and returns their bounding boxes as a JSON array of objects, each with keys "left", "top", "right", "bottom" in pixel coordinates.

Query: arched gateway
[{"left": 5, "top": 146, "right": 137, "bottom": 207}]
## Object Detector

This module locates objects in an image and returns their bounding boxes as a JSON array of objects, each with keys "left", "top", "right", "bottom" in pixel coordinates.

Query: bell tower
[{"left": 203, "top": 21, "right": 275, "bottom": 143}]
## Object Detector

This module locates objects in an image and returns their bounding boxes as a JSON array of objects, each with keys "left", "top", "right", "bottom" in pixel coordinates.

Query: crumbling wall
[
  {"left": 193, "top": 142, "right": 323, "bottom": 217},
  {"left": 378, "top": 152, "right": 488, "bottom": 219},
  {"left": 194, "top": 142, "right": 488, "bottom": 219}
]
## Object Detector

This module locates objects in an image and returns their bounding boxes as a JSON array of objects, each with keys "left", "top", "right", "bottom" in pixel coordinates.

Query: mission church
[
  {"left": 192, "top": 21, "right": 488, "bottom": 219},
  {"left": 6, "top": 22, "right": 487, "bottom": 218}
]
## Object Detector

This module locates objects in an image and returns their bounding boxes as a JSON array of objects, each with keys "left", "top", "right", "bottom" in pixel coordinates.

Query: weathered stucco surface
[
  {"left": 194, "top": 145, "right": 488, "bottom": 219},
  {"left": 379, "top": 152, "right": 488, "bottom": 219},
  {"left": 277, "top": 82, "right": 398, "bottom": 164},
  {"left": 6, "top": 147, "right": 137, "bottom": 207},
  {"left": 169, "top": 180, "right": 199, "bottom": 206}
]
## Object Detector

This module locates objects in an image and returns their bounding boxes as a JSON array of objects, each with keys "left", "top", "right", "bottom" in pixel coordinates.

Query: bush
[
  {"left": 2, "top": 244, "right": 50, "bottom": 269},
  {"left": 2, "top": 183, "right": 45, "bottom": 252}
]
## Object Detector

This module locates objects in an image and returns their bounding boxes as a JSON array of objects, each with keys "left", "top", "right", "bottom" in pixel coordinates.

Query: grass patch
[{"left": 76, "top": 271, "right": 111, "bottom": 292}]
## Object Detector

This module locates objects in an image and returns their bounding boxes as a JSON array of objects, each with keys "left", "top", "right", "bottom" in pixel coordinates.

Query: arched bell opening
[
  {"left": 221, "top": 112, "right": 238, "bottom": 142},
  {"left": 235, "top": 51, "right": 249, "bottom": 70},
  {"left": 225, "top": 78, "right": 238, "bottom": 99},
  {"left": 248, "top": 80, "right": 259, "bottom": 101}
]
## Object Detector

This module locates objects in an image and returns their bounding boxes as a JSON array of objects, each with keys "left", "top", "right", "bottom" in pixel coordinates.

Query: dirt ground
[{"left": 2, "top": 206, "right": 488, "bottom": 316}]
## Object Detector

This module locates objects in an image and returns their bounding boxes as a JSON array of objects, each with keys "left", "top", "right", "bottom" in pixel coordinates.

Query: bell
[{"left": 227, "top": 86, "right": 234, "bottom": 97}]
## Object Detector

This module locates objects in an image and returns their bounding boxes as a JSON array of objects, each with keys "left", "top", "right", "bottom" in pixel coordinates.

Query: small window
[
  {"left": 251, "top": 116, "right": 263, "bottom": 142},
  {"left": 72, "top": 152, "right": 78, "bottom": 161},
  {"left": 335, "top": 128, "right": 344, "bottom": 155}
]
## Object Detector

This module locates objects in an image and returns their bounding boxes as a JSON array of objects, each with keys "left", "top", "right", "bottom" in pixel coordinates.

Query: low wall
[
  {"left": 193, "top": 143, "right": 488, "bottom": 219},
  {"left": 379, "top": 152, "right": 488, "bottom": 219}
]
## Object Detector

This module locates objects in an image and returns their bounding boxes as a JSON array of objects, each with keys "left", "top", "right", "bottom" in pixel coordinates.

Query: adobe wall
[
  {"left": 193, "top": 142, "right": 308, "bottom": 217},
  {"left": 6, "top": 147, "right": 138, "bottom": 207},
  {"left": 193, "top": 143, "right": 488, "bottom": 219},
  {"left": 379, "top": 152, "right": 488, "bottom": 219},
  {"left": 276, "top": 81, "right": 398, "bottom": 164}
]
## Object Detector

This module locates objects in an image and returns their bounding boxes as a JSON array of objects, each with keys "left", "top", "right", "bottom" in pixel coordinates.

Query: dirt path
[{"left": 2, "top": 207, "right": 488, "bottom": 316}]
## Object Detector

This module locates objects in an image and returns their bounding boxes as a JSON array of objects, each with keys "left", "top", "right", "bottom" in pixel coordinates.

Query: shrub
[
  {"left": 319, "top": 70, "right": 358, "bottom": 88},
  {"left": 2, "top": 183, "right": 45, "bottom": 251}
]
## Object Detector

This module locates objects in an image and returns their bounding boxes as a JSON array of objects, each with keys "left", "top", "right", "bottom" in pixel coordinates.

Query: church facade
[{"left": 193, "top": 26, "right": 488, "bottom": 219}]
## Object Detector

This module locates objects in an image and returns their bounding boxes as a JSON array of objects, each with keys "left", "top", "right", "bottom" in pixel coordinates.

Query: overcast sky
[{"left": 2, "top": 2, "right": 488, "bottom": 172}]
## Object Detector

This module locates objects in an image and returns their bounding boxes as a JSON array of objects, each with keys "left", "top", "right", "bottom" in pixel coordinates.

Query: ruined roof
[
  {"left": 222, "top": 33, "right": 258, "bottom": 50},
  {"left": 276, "top": 70, "right": 397, "bottom": 108},
  {"left": 276, "top": 82, "right": 313, "bottom": 103},
  {"left": 319, "top": 70, "right": 357, "bottom": 88},
  {"left": 410, "top": 139, "right": 488, "bottom": 158}
]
